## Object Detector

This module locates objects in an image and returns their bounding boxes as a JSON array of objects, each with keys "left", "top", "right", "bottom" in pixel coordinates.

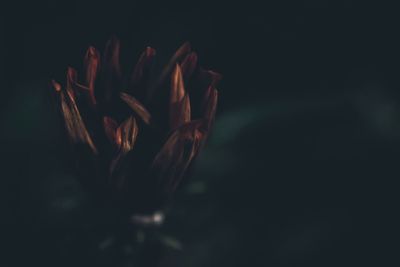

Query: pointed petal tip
[
  {"left": 210, "top": 70, "right": 222, "bottom": 80},
  {"left": 67, "top": 66, "right": 76, "bottom": 75},
  {"left": 87, "top": 46, "right": 98, "bottom": 57},
  {"left": 104, "top": 36, "right": 121, "bottom": 57},
  {"left": 108, "top": 35, "right": 120, "bottom": 44},
  {"left": 146, "top": 46, "right": 156, "bottom": 56},
  {"left": 51, "top": 80, "right": 61, "bottom": 92},
  {"left": 181, "top": 52, "right": 198, "bottom": 80},
  {"left": 188, "top": 51, "right": 198, "bottom": 61},
  {"left": 181, "top": 41, "right": 191, "bottom": 51}
]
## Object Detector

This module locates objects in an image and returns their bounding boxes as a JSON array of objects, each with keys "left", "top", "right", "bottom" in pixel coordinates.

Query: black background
[{"left": 1, "top": 1, "right": 399, "bottom": 266}]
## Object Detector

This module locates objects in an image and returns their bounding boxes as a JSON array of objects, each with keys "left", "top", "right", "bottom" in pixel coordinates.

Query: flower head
[{"left": 52, "top": 37, "right": 220, "bottom": 215}]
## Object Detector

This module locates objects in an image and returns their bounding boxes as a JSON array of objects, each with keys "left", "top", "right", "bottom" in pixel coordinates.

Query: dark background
[{"left": 1, "top": 0, "right": 399, "bottom": 266}]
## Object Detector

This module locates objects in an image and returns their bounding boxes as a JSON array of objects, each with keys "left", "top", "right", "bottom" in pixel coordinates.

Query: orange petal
[
  {"left": 120, "top": 92, "right": 152, "bottom": 124},
  {"left": 171, "top": 64, "right": 185, "bottom": 103},
  {"left": 170, "top": 64, "right": 190, "bottom": 129},
  {"left": 51, "top": 80, "right": 61, "bottom": 92},
  {"left": 118, "top": 116, "right": 138, "bottom": 153},
  {"left": 110, "top": 117, "right": 138, "bottom": 174}
]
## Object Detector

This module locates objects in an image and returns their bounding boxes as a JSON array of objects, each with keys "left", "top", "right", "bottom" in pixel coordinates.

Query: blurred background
[{"left": 0, "top": 0, "right": 399, "bottom": 266}]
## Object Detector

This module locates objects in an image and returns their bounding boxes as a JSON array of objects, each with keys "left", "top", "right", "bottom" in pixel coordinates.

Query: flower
[{"left": 51, "top": 37, "right": 221, "bottom": 216}]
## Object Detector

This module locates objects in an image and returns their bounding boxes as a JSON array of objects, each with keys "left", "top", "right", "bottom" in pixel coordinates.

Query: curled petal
[
  {"left": 53, "top": 80, "right": 97, "bottom": 154},
  {"left": 84, "top": 46, "right": 100, "bottom": 104},
  {"left": 152, "top": 120, "right": 205, "bottom": 193},
  {"left": 120, "top": 92, "right": 152, "bottom": 124}
]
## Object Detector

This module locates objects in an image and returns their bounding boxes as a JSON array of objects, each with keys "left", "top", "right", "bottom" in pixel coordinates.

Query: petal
[
  {"left": 150, "top": 42, "right": 191, "bottom": 97},
  {"left": 180, "top": 94, "right": 191, "bottom": 125},
  {"left": 117, "top": 116, "right": 138, "bottom": 153},
  {"left": 51, "top": 79, "right": 61, "bottom": 92},
  {"left": 152, "top": 120, "right": 205, "bottom": 193},
  {"left": 170, "top": 64, "right": 185, "bottom": 103},
  {"left": 54, "top": 80, "right": 97, "bottom": 154},
  {"left": 103, "top": 116, "right": 118, "bottom": 145},
  {"left": 170, "top": 64, "right": 190, "bottom": 129},
  {"left": 181, "top": 52, "right": 198, "bottom": 82},
  {"left": 84, "top": 46, "right": 100, "bottom": 104},
  {"left": 102, "top": 36, "right": 122, "bottom": 102},
  {"left": 110, "top": 117, "right": 138, "bottom": 174},
  {"left": 185, "top": 68, "right": 221, "bottom": 119},
  {"left": 66, "top": 67, "right": 78, "bottom": 99},
  {"left": 131, "top": 46, "right": 156, "bottom": 85},
  {"left": 120, "top": 92, "right": 152, "bottom": 124},
  {"left": 202, "top": 86, "right": 218, "bottom": 130}
]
